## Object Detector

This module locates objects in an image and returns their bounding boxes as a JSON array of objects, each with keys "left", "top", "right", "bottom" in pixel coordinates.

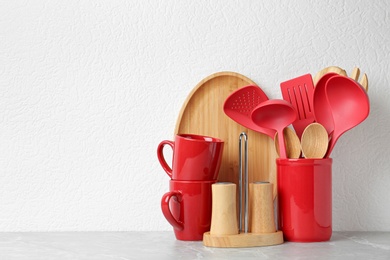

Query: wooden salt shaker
[{"left": 210, "top": 182, "right": 239, "bottom": 236}]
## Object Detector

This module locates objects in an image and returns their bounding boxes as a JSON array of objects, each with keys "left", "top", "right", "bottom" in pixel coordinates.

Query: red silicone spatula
[{"left": 280, "top": 74, "right": 315, "bottom": 139}]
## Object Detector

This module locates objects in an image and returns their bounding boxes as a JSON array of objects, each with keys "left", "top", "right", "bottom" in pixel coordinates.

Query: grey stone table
[{"left": 0, "top": 231, "right": 389, "bottom": 259}]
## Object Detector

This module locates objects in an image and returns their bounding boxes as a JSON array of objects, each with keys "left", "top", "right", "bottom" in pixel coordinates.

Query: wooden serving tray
[{"left": 174, "top": 72, "right": 278, "bottom": 198}]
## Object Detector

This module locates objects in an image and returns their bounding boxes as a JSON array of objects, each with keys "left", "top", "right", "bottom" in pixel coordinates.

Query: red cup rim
[{"left": 169, "top": 179, "right": 217, "bottom": 184}]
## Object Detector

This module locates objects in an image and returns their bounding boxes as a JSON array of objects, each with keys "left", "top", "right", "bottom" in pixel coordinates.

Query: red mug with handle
[
  {"left": 161, "top": 180, "right": 216, "bottom": 241},
  {"left": 157, "top": 134, "right": 224, "bottom": 181}
]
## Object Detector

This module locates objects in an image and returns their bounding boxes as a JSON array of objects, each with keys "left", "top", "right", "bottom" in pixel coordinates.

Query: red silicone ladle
[
  {"left": 251, "top": 99, "right": 297, "bottom": 158},
  {"left": 324, "top": 75, "right": 370, "bottom": 157},
  {"left": 313, "top": 72, "right": 339, "bottom": 135}
]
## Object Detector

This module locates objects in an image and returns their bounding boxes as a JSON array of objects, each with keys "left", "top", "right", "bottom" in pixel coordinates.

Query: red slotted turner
[{"left": 280, "top": 74, "right": 315, "bottom": 139}]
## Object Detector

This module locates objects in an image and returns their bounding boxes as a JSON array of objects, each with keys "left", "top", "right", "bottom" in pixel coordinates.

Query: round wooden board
[{"left": 174, "top": 72, "right": 278, "bottom": 199}]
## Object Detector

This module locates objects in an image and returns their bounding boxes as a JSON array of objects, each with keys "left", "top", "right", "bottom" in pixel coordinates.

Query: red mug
[
  {"left": 157, "top": 134, "right": 224, "bottom": 181},
  {"left": 161, "top": 180, "right": 216, "bottom": 241},
  {"left": 277, "top": 158, "right": 332, "bottom": 242}
]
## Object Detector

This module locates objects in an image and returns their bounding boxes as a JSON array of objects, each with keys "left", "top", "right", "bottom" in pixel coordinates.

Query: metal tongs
[{"left": 239, "top": 132, "right": 248, "bottom": 233}]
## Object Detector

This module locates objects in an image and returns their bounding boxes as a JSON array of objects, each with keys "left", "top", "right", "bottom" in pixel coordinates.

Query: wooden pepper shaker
[{"left": 249, "top": 182, "right": 276, "bottom": 233}]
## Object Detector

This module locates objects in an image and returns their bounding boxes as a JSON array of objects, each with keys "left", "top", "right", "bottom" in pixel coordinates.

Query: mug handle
[
  {"left": 157, "top": 140, "right": 174, "bottom": 178},
  {"left": 161, "top": 191, "right": 184, "bottom": 231}
]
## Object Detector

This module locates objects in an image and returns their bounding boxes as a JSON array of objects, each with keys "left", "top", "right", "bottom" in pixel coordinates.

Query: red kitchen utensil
[
  {"left": 324, "top": 75, "right": 370, "bottom": 157},
  {"left": 251, "top": 100, "right": 297, "bottom": 158},
  {"left": 313, "top": 72, "right": 339, "bottom": 135},
  {"left": 223, "top": 85, "right": 275, "bottom": 138},
  {"left": 280, "top": 74, "right": 315, "bottom": 139}
]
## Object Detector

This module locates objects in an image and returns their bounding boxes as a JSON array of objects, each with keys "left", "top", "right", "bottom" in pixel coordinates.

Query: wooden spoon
[
  {"left": 274, "top": 127, "right": 301, "bottom": 159},
  {"left": 313, "top": 66, "right": 347, "bottom": 86},
  {"left": 301, "top": 123, "right": 329, "bottom": 159}
]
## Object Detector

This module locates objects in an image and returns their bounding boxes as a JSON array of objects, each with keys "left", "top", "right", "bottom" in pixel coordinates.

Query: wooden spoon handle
[
  {"left": 350, "top": 67, "right": 360, "bottom": 81},
  {"left": 274, "top": 127, "right": 301, "bottom": 159},
  {"left": 360, "top": 73, "right": 368, "bottom": 92}
]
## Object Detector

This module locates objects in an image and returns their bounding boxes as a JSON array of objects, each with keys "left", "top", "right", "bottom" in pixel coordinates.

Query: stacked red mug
[{"left": 157, "top": 134, "right": 224, "bottom": 241}]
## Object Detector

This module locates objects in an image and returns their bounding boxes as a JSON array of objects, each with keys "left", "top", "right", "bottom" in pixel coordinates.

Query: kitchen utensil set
[
  {"left": 159, "top": 67, "right": 370, "bottom": 245},
  {"left": 224, "top": 68, "right": 370, "bottom": 159}
]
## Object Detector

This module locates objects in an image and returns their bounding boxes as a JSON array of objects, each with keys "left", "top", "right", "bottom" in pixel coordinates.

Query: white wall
[{"left": 0, "top": 0, "right": 389, "bottom": 231}]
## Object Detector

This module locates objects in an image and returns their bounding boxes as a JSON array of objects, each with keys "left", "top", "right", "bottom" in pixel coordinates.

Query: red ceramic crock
[{"left": 277, "top": 158, "right": 332, "bottom": 242}]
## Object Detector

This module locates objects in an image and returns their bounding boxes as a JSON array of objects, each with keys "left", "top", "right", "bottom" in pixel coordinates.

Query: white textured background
[{"left": 0, "top": 0, "right": 389, "bottom": 231}]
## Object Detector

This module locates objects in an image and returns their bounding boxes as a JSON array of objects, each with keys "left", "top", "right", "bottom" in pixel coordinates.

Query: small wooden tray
[{"left": 203, "top": 231, "right": 284, "bottom": 248}]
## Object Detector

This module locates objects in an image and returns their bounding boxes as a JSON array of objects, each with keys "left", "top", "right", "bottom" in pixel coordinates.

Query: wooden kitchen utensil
[
  {"left": 313, "top": 66, "right": 347, "bottom": 86},
  {"left": 174, "top": 72, "right": 278, "bottom": 199},
  {"left": 301, "top": 123, "right": 328, "bottom": 159},
  {"left": 350, "top": 67, "right": 368, "bottom": 92},
  {"left": 274, "top": 127, "right": 301, "bottom": 159}
]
